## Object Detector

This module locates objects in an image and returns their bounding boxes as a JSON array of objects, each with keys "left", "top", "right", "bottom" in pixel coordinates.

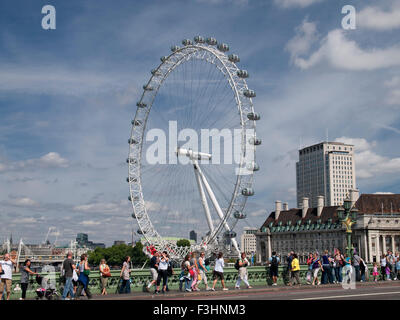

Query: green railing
[{"left": 5, "top": 265, "right": 373, "bottom": 300}]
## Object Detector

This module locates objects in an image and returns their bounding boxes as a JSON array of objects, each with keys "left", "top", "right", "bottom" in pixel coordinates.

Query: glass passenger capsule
[
  {"left": 182, "top": 39, "right": 193, "bottom": 46},
  {"left": 126, "top": 157, "right": 137, "bottom": 164},
  {"left": 194, "top": 36, "right": 205, "bottom": 43},
  {"left": 241, "top": 188, "right": 255, "bottom": 196},
  {"left": 143, "top": 84, "right": 154, "bottom": 91},
  {"left": 243, "top": 89, "right": 256, "bottom": 98},
  {"left": 206, "top": 37, "right": 217, "bottom": 45},
  {"left": 249, "top": 137, "right": 262, "bottom": 145},
  {"left": 217, "top": 43, "right": 229, "bottom": 52},
  {"left": 247, "top": 112, "right": 260, "bottom": 120},
  {"left": 228, "top": 54, "right": 240, "bottom": 63},
  {"left": 246, "top": 161, "right": 260, "bottom": 171},
  {"left": 132, "top": 119, "right": 142, "bottom": 126},
  {"left": 136, "top": 102, "right": 147, "bottom": 108},
  {"left": 237, "top": 70, "right": 249, "bottom": 78},
  {"left": 160, "top": 56, "right": 168, "bottom": 62},
  {"left": 233, "top": 211, "right": 247, "bottom": 219},
  {"left": 224, "top": 231, "right": 237, "bottom": 238},
  {"left": 171, "top": 45, "right": 180, "bottom": 52},
  {"left": 128, "top": 138, "right": 139, "bottom": 145}
]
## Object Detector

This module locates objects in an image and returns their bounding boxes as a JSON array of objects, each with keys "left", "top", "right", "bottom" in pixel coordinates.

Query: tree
[
  {"left": 176, "top": 239, "right": 191, "bottom": 247},
  {"left": 88, "top": 242, "right": 148, "bottom": 267}
]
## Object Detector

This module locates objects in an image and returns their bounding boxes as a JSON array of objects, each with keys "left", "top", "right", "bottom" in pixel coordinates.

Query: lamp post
[{"left": 337, "top": 196, "right": 359, "bottom": 259}]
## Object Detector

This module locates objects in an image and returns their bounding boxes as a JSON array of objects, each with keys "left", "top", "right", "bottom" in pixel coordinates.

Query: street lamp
[{"left": 337, "top": 196, "right": 359, "bottom": 258}]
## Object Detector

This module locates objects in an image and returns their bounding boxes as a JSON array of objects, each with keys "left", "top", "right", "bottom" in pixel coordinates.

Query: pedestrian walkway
[{"left": 91, "top": 279, "right": 400, "bottom": 300}]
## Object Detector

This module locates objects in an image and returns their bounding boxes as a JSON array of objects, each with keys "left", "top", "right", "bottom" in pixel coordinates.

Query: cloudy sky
[{"left": 0, "top": 0, "right": 399, "bottom": 246}]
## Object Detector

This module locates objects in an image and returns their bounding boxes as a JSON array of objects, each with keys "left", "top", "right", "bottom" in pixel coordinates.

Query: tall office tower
[
  {"left": 240, "top": 227, "right": 258, "bottom": 254},
  {"left": 296, "top": 141, "right": 356, "bottom": 207}
]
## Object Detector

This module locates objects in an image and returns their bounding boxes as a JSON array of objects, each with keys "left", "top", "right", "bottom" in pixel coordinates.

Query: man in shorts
[
  {"left": 146, "top": 251, "right": 159, "bottom": 292},
  {"left": 0, "top": 253, "right": 17, "bottom": 300},
  {"left": 268, "top": 251, "right": 280, "bottom": 286}
]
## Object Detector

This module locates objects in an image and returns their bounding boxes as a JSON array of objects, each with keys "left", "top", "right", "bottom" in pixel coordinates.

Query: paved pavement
[{"left": 92, "top": 281, "right": 400, "bottom": 300}]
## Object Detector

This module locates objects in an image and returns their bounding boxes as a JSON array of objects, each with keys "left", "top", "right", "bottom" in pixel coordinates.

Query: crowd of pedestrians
[
  {"left": 267, "top": 249, "right": 400, "bottom": 286},
  {"left": 1, "top": 248, "right": 400, "bottom": 300}
]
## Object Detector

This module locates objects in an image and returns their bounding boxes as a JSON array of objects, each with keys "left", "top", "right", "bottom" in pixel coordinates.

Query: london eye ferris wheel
[{"left": 127, "top": 36, "right": 261, "bottom": 259}]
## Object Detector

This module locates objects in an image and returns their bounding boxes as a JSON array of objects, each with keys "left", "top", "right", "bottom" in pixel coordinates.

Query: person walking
[
  {"left": 20, "top": 259, "right": 37, "bottom": 300},
  {"left": 396, "top": 254, "right": 400, "bottom": 281},
  {"left": 0, "top": 253, "right": 16, "bottom": 300},
  {"left": 334, "top": 249, "right": 344, "bottom": 284},
  {"left": 321, "top": 250, "right": 334, "bottom": 284},
  {"left": 372, "top": 262, "right": 379, "bottom": 282},
  {"left": 235, "top": 252, "right": 252, "bottom": 289},
  {"left": 61, "top": 251, "right": 76, "bottom": 300},
  {"left": 289, "top": 253, "right": 300, "bottom": 286},
  {"left": 198, "top": 252, "right": 210, "bottom": 290},
  {"left": 386, "top": 251, "right": 396, "bottom": 280},
  {"left": 342, "top": 254, "right": 352, "bottom": 284},
  {"left": 190, "top": 252, "right": 200, "bottom": 291},
  {"left": 352, "top": 252, "right": 362, "bottom": 282},
  {"left": 394, "top": 252, "right": 399, "bottom": 280},
  {"left": 146, "top": 251, "right": 159, "bottom": 292},
  {"left": 155, "top": 251, "right": 169, "bottom": 294},
  {"left": 311, "top": 253, "right": 322, "bottom": 286},
  {"left": 380, "top": 254, "right": 387, "bottom": 280},
  {"left": 119, "top": 256, "right": 131, "bottom": 294},
  {"left": 75, "top": 254, "right": 92, "bottom": 299},
  {"left": 99, "top": 259, "right": 111, "bottom": 295},
  {"left": 306, "top": 252, "right": 313, "bottom": 284},
  {"left": 359, "top": 256, "right": 367, "bottom": 282},
  {"left": 180, "top": 254, "right": 192, "bottom": 292},
  {"left": 211, "top": 252, "right": 228, "bottom": 291},
  {"left": 268, "top": 251, "right": 280, "bottom": 286}
]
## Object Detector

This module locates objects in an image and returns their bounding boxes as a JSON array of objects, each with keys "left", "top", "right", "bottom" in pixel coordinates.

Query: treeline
[{"left": 88, "top": 242, "right": 148, "bottom": 267}]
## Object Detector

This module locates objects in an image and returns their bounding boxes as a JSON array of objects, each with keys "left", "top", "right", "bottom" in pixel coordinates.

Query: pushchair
[{"left": 35, "top": 274, "right": 60, "bottom": 300}]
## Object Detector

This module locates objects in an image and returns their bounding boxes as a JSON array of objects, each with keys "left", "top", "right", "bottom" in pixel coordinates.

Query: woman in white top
[
  {"left": 211, "top": 252, "right": 228, "bottom": 291},
  {"left": 235, "top": 252, "right": 252, "bottom": 289},
  {"left": 155, "top": 251, "right": 169, "bottom": 294}
]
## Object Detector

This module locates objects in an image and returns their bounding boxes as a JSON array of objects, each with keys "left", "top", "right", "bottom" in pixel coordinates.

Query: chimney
[
  {"left": 275, "top": 201, "right": 282, "bottom": 221},
  {"left": 317, "top": 196, "right": 324, "bottom": 217},
  {"left": 302, "top": 197, "right": 309, "bottom": 219},
  {"left": 349, "top": 189, "right": 360, "bottom": 207},
  {"left": 283, "top": 202, "right": 289, "bottom": 211}
]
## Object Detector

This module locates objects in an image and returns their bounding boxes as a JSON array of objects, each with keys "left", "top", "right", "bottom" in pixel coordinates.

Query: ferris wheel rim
[{"left": 128, "top": 38, "right": 257, "bottom": 258}]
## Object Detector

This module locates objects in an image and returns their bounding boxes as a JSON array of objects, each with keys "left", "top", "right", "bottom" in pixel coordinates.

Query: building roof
[
  {"left": 260, "top": 206, "right": 341, "bottom": 230},
  {"left": 355, "top": 194, "right": 400, "bottom": 214},
  {"left": 259, "top": 193, "right": 400, "bottom": 232}
]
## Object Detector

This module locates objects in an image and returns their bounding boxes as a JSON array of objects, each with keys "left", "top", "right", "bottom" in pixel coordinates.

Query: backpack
[
  {"left": 270, "top": 256, "right": 279, "bottom": 268},
  {"left": 234, "top": 259, "right": 240, "bottom": 270}
]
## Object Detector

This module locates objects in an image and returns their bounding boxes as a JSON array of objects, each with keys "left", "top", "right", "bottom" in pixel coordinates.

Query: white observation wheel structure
[{"left": 127, "top": 36, "right": 261, "bottom": 260}]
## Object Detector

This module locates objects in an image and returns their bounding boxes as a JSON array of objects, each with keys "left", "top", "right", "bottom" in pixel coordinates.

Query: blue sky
[{"left": 0, "top": 0, "right": 399, "bottom": 246}]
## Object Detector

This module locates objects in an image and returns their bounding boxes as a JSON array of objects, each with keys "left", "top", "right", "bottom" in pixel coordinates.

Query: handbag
[
  {"left": 83, "top": 269, "right": 90, "bottom": 276},
  {"left": 197, "top": 273, "right": 202, "bottom": 281}
]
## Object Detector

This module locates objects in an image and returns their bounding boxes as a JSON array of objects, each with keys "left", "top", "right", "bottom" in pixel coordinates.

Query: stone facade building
[{"left": 255, "top": 192, "right": 400, "bottom": 264}]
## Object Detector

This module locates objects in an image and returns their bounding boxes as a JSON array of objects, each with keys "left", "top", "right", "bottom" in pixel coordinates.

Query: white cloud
[
  {"left": 384, "top": 76, "right": 400, "bottom": 106},
  {"left": 358, "top": 3, "right": 400, "bottom": 31},
  {"left": 335, "top": 137, "right": 400, "bottom": 179},
  {"left": 2, "top": 196, "right": 40, "bottom": 208},
  {"left": 286, "top": 19, "right": 318, "bottom": 64},
  {"left": 81, "top": 220, "right": 101, "bottom": 226},
  {"left": 373, "top": 192, "right": 394, "bottom": 194},
  {"left": 1, "top": 152, "right": 70, "bottom": 172},
  {"left": 74, "top": 202, "right": 121, "bottom": 213},
  {"left": 274, "top": 0, "right": 324, "bottom": 9},
  {"left": 292, "top": 29, "right": 400, "bottom": 70}
]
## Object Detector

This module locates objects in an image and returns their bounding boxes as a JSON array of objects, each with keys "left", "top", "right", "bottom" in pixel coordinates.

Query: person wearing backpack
[
  {"left": 268, "top": 252, "right": 280, "bottom": 286},
  {"left": 235, "top": 252, "right": 252, "bottom": 289}
]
